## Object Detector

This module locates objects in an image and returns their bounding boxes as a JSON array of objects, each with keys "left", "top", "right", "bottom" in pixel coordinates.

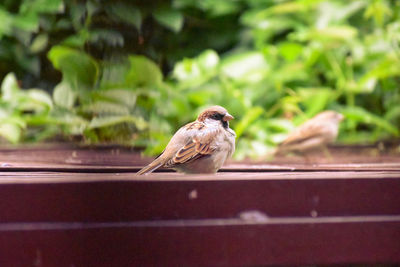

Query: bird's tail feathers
[{"left": 136, "top": 159, "right": 163, "bottom": 175}]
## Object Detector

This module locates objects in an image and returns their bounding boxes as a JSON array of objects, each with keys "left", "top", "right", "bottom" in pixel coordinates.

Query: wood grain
[{"left": 0, "top": 145, "right": 398, "bottom": 266}]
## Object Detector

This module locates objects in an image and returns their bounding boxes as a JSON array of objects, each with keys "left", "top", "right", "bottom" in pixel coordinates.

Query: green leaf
[
  {"left": 88, "top": 115, "right": 147, "bottom": 130},
  {"left": 69, "top": 3, "right": 86, "bottom": 30},
  {"left": 100, "top": 60, "right": 131, "bottom": 87},
  {"left": 13, "top": 13, "right": 39, "bottom": 32},
  {"left": 0, "top": 9, "right": 13, "bottom": 36},
  {"left": 294, "top": 26, "right": 358, "bottom": 41},
  {"left": 278, "top": 42, "right": 303, "bottom": 62},
  {"left": 173, "top": 58, "right": 202, "bottom": 81},
  {"left": 297, "top": 87, "right": 334, "bottom": 117},
  {"left": 235, "top": 106, "right": 264, "bottom": 138},
  {"left": 385, "top": 106, "right": 400, "bottom": 122},
  {"left": 197, "top": 50, "right": 220, "bottom": 71},
  {"left": 107, "top": 3, "right": 142, "bottom": 30},
  {"left": 268, "top": 1, "right": 311, "bottom": 15},
  {"left": 172, "top": 50, "right": 219, "bottom": 87},
  {"left": 30, "top": 33, "right": 48, "bottom": 53},
  {"left": 153, "top": 8, "right": 184, "bottom": 33},
  {"left": 26, "top": 89, "right": 53, "bottom": 110},
  {"left": 1, "top": 73, "right": 20, "bottom": 101},
  {"left": 125, "top": 55, "right": 163, "bottom": 87},
  {"left": 53, "top": 82, "right": 76, "bottom": 109},
  {"left": 240, "top": 11, "right": 295, "bottom": 32},
  {"left": 19, "top": 0, "right": 64, "bottom": 14},
  {"left": 0, "top": 122, "right": 22, "bottom": 144},
  {"left": 221, "top": 52, "right": 268, "bottom": 83},
  {"left": 264, "top": 119, "right": 295, "bottom": 133},
  {"left": 97, "top": 89, "right": 137, "bottom": 108},
  {"left": 48, "top": 46, "right": 99, "bottom": 89},
  {"left": 364, "top": 0, "right": 392, "bottom": 26},
  {"left": 81, "top": 101, "right": 130, "bottom": 115},
  {"left": 317, "top": 1, "right": 366, "bottom": 28},
  {"left": 361, "top": 54, "right": 400, "bottom": 82},
  {"left": 341, "top": 106, "right": 399, "bottom": 137}
]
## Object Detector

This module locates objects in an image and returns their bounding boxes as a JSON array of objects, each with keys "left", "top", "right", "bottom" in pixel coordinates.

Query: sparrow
[
  {"left": 275, "top": 110, "right": 344, "bottom": 156},
  {"left": 137, "top": 106, "right": 236, "bottom": 175}
]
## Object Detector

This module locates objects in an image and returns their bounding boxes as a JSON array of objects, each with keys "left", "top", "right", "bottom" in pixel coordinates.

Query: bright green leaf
[
  {"left": 26, "top": 89, "right": 53, "bottom": 109},
  {"left": 221, "top": 52, "right": 268, "bottom": 83},
  {"left": 53, "top": 82, "right": 76, "bottom": 109},
  {"left": 235, "top": 106, "right": 264, "bottom": 138},
  {"left": 278, "top": 42, "right": 303, "bottom": 61},
  {"left": 0, "top": 122, "right": 22, "bottom": 144},
  {"left": 19, "top": 0, "right": 64, "bottom": 14},
  {"left": 197, "top": 50, "right": 219, "bottom": 71},
  {"left": 48, "top": 46, "right": 99, "bottom": 89},
  {"left": 1, "top": 73, "right": 20, "bottom": 101}
]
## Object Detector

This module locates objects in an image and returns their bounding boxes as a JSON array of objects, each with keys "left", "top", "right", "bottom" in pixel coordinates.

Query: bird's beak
[{"left": 223, "top": 113, "right": 234, "bottom": 121}]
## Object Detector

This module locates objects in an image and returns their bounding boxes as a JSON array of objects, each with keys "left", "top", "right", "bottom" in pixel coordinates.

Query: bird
[
  {"left": 275, "top": 110, "right": 344, "bottom": 156},
  {"left": 137, "top": 105, "right": 236, "bottom": 175}
]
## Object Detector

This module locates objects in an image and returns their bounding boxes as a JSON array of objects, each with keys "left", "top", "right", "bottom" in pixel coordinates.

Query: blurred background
[{"left": 0, "top": 0, "right": 399, "bottom": 159}]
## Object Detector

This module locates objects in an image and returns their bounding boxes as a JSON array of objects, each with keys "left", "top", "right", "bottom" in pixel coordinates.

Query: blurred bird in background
[
  {"left": 137, "top": 106, "right": 236, "bottom": 175},
  {"left": 275, "top": 111, "right": 344, "bottom": 158}
]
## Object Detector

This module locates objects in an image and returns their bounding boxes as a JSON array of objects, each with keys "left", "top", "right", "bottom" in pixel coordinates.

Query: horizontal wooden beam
[
  {"left": 0, "top": 145, "right": 399, "bottom": 172},
  {"left": 0, "top": 216, "right": 399, "bottom": 266},
  {"left": 0, "top": 172, "right": 398, "bottom": 222}
]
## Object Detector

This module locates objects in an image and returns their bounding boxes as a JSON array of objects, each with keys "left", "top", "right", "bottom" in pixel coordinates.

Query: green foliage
[
  {"left": 48, "top": 46, "right": 99, "bottom": 89},
  {"left": 0, "top": 0, "right": 399, "bottom": 159},
  {"left": 0, "top": 73, "right": 51, "bottom": 143}
]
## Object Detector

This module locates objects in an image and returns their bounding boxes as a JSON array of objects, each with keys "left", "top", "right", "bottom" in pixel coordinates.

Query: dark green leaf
[
  {"left": 153, "top": 8, "right": 184, "bottom": 33},
  {"left": 107, "top": 3, "right": 142, "bottom": 30},
  {"left": 125, "top": 55, "right": 163, "bottom": 87}
]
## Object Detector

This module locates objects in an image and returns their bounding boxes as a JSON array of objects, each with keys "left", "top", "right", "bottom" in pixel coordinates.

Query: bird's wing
[
  {"left": 165, "top": 121, "right": 218, "bottom": 167},
  {"left": 281, "top": 120, "right": 328, "bottom": 146}
]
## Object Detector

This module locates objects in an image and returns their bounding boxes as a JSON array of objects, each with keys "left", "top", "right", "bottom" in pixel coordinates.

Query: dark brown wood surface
[
  {"left": 0, "top": 171, "right": 399, "bottom": 222},
  {"left": 0, "top": 145, "right": 399, "bottom": 266},
  {"left": 0, "top": 217, "right": 399, "bottom": 267}
]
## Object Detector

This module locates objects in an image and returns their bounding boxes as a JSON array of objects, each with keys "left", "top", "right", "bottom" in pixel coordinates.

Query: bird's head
[
  {"left": 315, "top": 110, "right": 344, "bottom": 123},
  {"left": 197, "top": 105, "right": 234, "bottom": 128}
]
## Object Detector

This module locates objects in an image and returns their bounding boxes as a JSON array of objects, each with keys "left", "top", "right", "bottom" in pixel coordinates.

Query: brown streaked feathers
[
  {"left": 136, "top": 106, "right": 235, "bottom": 175},
  {"left": 276, "top": 110, "right": 344, "bottom": 155}
]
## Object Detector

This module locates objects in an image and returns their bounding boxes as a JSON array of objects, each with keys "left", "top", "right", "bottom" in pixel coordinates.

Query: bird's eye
[{"left": 211, "top": 113, "right": 222, "bottom": 120}]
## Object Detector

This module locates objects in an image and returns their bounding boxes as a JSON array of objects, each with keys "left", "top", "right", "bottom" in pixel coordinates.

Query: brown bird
[
  {"left": 137, "top": 106, "right": 236, "bottom": 175},
  {"left": 275, "top": 110, "right": 344, "bottom": 156}
]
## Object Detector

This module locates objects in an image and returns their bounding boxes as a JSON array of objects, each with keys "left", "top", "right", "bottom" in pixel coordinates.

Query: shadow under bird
[
  {"left": 275, "top": 110, "right": 344, "bottom": 156},
  {"left": 137, "top": 106, "right": 236, "bottom": 175}
]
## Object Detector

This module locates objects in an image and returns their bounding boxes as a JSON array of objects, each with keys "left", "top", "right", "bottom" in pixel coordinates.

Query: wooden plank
[
  {"left": 0, "top": 145, "right": 397, "bottom": 266},
  {"left": 1, "top": 162, "right": 400, "bottom": 172},
  {"left": 0, "top": 172, "right": 398, "bottom": 222},
  {"left": 0, "top": 216, "right": 399, "bottom": 266},
  {"left": 0, "top": 145, "right": 399, "bottom": 172},
  {"left": 0, "top": 170, "right": 399, "bottom": 182}
]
